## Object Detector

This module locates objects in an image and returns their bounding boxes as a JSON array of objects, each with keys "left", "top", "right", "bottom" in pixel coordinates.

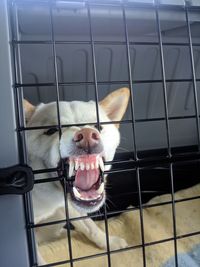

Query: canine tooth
[
  {"left": 80, "top": 162, "right": 85, "bottom": 171},
  {"left": 97, "top": 183, "right": 104, "bottom": 195},
  {"left": 86, "top": 163, "right": 90, "bottom": 171},
  {"left": 99, "top": 157, "right": 104, "bottom": 172},
  {"left": 73, "top": 187, "right": 81, "bottom": 198},
  {"left": 91, "top": 163, "right": 94, "bottom": 170},
  {"left": 69, "top": 160, "right": 75, "bottom": 177},
  {"left": 75, "top": 161, "right": 79, "bottom": 170},
  {"left": 95, "top": 159, "right": 99, "bottom": 169}
]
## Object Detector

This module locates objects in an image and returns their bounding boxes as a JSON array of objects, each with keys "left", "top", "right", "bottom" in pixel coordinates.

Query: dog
[{"left": 24, "top": 87, "right": 130, "bottom": 264}]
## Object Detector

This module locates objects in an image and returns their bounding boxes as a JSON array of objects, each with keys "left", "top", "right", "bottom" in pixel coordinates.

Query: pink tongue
[{"left": 74, "top": 169, "right": 100, "bottom": 191}]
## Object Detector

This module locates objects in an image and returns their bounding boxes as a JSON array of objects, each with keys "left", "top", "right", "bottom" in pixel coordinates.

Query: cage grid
[{"left": 6, "top": 0, "right": 200, "bottom": 266}]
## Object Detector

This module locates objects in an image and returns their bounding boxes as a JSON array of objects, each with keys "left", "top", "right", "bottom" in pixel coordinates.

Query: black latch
[{"left": 0, "top": 165, "right": 34, "bottom": 195}]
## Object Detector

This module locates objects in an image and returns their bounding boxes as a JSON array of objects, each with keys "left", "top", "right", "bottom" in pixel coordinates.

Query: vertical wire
[
  {"left": 155, "top": 1, "right": 172, "bottom": 157},
  {"left": 12, "top": 1, "right": 28, "bottom": 165},
  {"left": 136, "top": 168, "right": 146, "bottom": 267},
  {"left": 122, "top": 4, "right": 146, "bottom": 266},
  {"left": 169, "top": 164, "right": 178, "bottom": 267},
  {"left": 185, "top": 1, "right": 200, "bottom": 150},
  {"left": 155, "top": 2, "right": 177, "bottom": 264},
  {"left": 122, "top": 3, "right": 138, "bottom": 161},
  {"left": 87, "top": 3, "right": 111, "bottom": 266},
  {"left": 87, "top": 2, "right": 101, "bottom": 128},
  {"left": 10, "top": 1, "right": 38, "bottom": 266},
  {"left": 49, "top": 1, "right": 74, "bottom": 266}
]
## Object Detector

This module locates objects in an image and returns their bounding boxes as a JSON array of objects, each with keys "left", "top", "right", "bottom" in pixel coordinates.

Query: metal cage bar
[
  {"left": 169, "top": 164, "right": 178, "bottom": 267},
  {"left": 87, "top": 3, "right": 112, "bottom": 266},
  {"left": 185, "top": 1, "right": 200, "bottom": 150},
  {"left": 49, "top": 2, "right": 74, "bottom": 266},
  {"left": 122, "top": 3, "right": 146, "bottom": 266},
  {"left": 155, "top": 0, "right": 172, "bottom": 157}
]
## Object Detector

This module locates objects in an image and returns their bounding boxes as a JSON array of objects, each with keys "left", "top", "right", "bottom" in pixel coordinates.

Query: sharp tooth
[
  {"left": 95, "top": 159, "right": 99, "bottom": 169},
  {"left": 99, "top": 157, "right": 104, "bottom": 172},
  {"left": 69, "top": 160, "right": 75, "bottom": 177},
  {"left": 80, "top": 196, "right": 90, "bottom": 201},
  {"left": 79, "top": 196, "right": 98, "bottom": 201},
  {"left": 86, "top": 163, "right": 90, "bottom": 171},
  {"left": 73, "top": 187, "right": 81, "bottom": 198},
  {"left": 80, "top": 162, "right": 85, "bottom": 171},
  {"left": 91, "top": 163, "right": 94, "bottom": 170},
  {"left": 75, "top": 160, "right": 79, "bottom": 170},
  {"left": 97, "top": 183, "right": 104, "bottom": 195}
]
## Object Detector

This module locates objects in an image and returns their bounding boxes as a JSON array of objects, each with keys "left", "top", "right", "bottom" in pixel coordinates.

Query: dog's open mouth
[{"left": 59, "top": 154, "right": 105, "bottom": 207}]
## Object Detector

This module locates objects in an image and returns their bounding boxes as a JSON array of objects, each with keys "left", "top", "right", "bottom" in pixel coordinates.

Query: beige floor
[{"left": 39, "top": 183, "right": 200, "bottom": 267}]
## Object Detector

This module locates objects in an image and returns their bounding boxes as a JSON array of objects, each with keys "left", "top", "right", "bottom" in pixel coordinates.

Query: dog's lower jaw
[{"left": 70, "top": 193, "right": 106, "bottom": 214}]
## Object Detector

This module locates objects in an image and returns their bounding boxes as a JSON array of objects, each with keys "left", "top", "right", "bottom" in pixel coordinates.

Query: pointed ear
[
  {"left": 23, "top": 99, "right": 35, "bottom": 121},
  {"left": 99, "top": 87, "right": 130, "bottom": 127}
]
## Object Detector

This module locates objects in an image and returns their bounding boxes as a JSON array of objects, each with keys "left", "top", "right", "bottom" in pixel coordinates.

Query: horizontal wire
[
  {"left": 18, "top": 114, "right": 200, "bottom": 132},
  {"left": 32, "top": 151, "right": 200, "bottom": 178},
  {"left": 13, "top": 0, "right": 200, "bottom": 10},
  {"left": 36, "top": 230, "right": 200, "bottom": 267},
  {"left": 12, "top": 40, "right": 200, "bottom": 47},
  {"left": 14, "top": 78, "right": 200, "bottom": 88},
  {"left": 29, "top": 194, "right": 200, "bottom": 229}
]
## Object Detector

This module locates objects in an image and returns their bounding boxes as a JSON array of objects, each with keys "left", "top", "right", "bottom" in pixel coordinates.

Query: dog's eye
[
  {"left": 44, "top": 127, "right": 59, "bottom": 136},
  {"left": 94, "top": 124, "right": 103, "bottom": 131}
]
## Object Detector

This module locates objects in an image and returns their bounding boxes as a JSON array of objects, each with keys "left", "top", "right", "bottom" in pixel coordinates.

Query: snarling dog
[{"left": 24, "top": 87, "right": 130, "bottom": 264}]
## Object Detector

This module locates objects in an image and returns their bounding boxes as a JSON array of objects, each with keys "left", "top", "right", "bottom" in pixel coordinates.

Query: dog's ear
[
  {"left": 100, "top": 87, "right": 130, "bottom": 127},
  {"left": 23, "top": 99, "right": 36, "bottom": 121}
]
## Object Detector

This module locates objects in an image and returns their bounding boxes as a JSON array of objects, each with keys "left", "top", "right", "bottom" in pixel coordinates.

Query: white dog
[{"left": 24, "top": 87, "right": 130, "bottom": 264}]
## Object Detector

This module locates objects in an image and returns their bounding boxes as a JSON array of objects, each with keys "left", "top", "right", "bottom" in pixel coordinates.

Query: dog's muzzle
[
  {"left": 58, "top": 127, "right": 105, "bottom": 208},
  {"left": 58, "top": 154, "right": 105, "bottom": 207}
]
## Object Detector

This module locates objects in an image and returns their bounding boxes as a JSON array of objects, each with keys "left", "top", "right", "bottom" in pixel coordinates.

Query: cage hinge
[{"left": 0, "top": 164, "right": 34, "bottom": 195}]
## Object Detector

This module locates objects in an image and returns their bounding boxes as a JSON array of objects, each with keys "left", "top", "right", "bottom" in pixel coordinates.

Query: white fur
[{"left": 26, "top": 99, "right": 128, "bottom": 264}]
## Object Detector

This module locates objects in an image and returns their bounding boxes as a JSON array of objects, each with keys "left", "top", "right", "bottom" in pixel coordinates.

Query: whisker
[
  {"left": 105, "top": 184, "right": 112, "bottom": 189},
  {"left": 120, "top": 136, "right": 128, "bottom": 141},
  {"left": 117, "top": 146, "right": 130, "bottom": 152},
  {"left": 106, "top": 196, "right": 116, "bottom": 208}
]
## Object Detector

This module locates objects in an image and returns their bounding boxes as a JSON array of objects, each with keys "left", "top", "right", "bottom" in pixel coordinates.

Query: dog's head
[{"left": 24, "top": 88, "right": 130, "bottom": 213}]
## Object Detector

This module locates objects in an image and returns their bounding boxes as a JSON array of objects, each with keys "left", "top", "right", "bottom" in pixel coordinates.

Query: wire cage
[{"left": 0, "top": 0, "right": 200, "bottom": 266}]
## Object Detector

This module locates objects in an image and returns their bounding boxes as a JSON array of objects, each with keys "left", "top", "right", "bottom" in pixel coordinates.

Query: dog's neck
[
  {"left": 29, "top": 155, "right": 66, "bottom": 224},
  {"left": 29, "top": 155, "right": 52, "bottom": 179}
]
